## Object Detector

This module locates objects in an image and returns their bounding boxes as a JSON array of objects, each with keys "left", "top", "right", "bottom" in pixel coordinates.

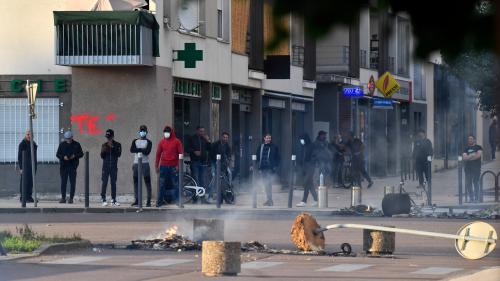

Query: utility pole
[{"left": 25, "top": 81, "right": 38, "bottom": 207}]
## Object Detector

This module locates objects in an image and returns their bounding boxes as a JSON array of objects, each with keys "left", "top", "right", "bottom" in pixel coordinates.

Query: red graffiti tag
[{"left": 70, "top": 113, "right": 117, "bottom": 135}]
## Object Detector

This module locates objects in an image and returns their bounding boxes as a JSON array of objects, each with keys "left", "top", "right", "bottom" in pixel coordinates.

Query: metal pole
[
  {"left": 178, "top": 154, "right": 184, "bottom": 208},
  {"left": 84, "top": 151, "right": 89, "bottom": 208},
  {"left": 21, "top": 151, "right": 27, "bottom": 208},
  {"left": 288, "top": 155, "right": 296, "bottom": 208},
  {"left": 26, "top": 81, "right": 37, "bottom": 207},
  {"left": 458, "top": 156, "right": 463, "bottom": 205},
  {"left": 216, "top": 154, "right": 221, "bottom": 208},
  {"left": 427, "top": 156, "right": 432, "bottom": 206},
  {"left": 138, "top": 154, "right": 143, "bottom": 210},
  {"left": 496, "top": 172, "right": 499, "bottom": 202},
  {"left": 252, "top": 155, "right": 257, "bottom": 208}
]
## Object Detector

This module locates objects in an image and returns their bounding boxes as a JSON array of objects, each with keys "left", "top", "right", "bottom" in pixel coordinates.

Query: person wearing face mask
[
  {"left": 130, "top": 125, "right": 153, "bottom": 207},
  {"left": 56, "top": 131, "right": 84, "bottom": 204},
  {"left": 155, "top": 126, "right": 183, "bottom": 207},
  {"left": 100, "top": 129, "right": 122, "bottom": 206}
]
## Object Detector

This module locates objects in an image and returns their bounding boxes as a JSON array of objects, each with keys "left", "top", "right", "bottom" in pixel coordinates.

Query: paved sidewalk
[{"left": 1, "top": 160, "right": 498, "bottom": 213}]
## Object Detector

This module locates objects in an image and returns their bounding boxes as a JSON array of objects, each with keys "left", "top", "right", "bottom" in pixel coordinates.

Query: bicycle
[
  {"left": 206, "top": 162, "right": 235, "bottom": 204},
  {"left": 341, "top": 155, "right": 353, "bottom": 189},
  {"left": 181, "top": 161, "right": 206, "bottom": 204}
]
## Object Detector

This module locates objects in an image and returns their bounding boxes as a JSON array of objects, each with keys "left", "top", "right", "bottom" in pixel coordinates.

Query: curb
[{"left": 34, "top": 240, "right": 92, "bottom": 256}]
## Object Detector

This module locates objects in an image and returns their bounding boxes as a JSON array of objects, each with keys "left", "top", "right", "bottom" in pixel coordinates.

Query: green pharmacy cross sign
[{"left": 173, "top": 43, "right": 203, "bottom": 68}]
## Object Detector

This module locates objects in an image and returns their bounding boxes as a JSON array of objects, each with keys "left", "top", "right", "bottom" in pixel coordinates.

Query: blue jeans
[
  {"left": 191, "top": 161, "right": 209, "bottom": 195},
  {"left": 159, "top": 166, "right": 178, "bottom": 204}
]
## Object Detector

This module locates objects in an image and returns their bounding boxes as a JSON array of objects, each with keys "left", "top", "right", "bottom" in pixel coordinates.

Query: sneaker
[
  {"left": 311, "top": 201, "right": 318, "bottom": 207},
  {"left": 367, "top": 181, "right": 373, "bottom": 188},
  {"left": 296, "top": 201, "right": 306, "bottom": 207},
  {"left": 59, "top": 198, "right": 66, "bottom": 204},
  {"left": 263, "top": 200, "right": 273, "bottom": 206},
  {"left": 67, "top": 198, "right": 74, "bottom": 204},
  {"left": 156, "top": 201, "right": 165, "bottom": 207},
  {"left": 112, "top": 201, "right": 120, "bottom": 206},
  {"left": 102, "top": 200, "right": 108, "bottom": 207},
  {"left": 27, "top": 197, "right": 35, "bottom": 203},
  {"left": 131, "top": 201, "right": 138, "bottom": 207}
]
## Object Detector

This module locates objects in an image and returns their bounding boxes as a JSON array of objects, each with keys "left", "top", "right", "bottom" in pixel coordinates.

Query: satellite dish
[{"left": 178, "top": 0, "right": 199, "bottom": 31}]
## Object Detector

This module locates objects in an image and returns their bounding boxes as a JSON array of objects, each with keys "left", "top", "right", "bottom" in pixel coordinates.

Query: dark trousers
[
  {"left": 260, "top": 169, "right": 274, "bottom": 201},
  {"left": 101, "top": 165, "right": 118, "bottom": 201},
  {"left": 491, "top": 142, "right": 496, "bottom": 159},
  {"left": 19, "top": 168, "right": 33, "bottom": 200},
  {"left": 465, "top": 167, "right": 481, "bottom": 202},
  {"left": 332, "top": 159, "right": 343, "bottom": 185},
  {"left": 415, "top": 161, "right": 430, "bottom": 186},
  {"left": 352, "top": 157, "right": 372, "bottom": 187},
  {"left": 302, "top": 166, "right": 317, "bottom": 202},
  {"left": 191, "top": 161, "right": 209, "bottom": 194},
  {"left": 159, "top": 166, "right": 178, "bottom": 204},
  {"left": 60, "top": 166, "right": 77, "bottom": 199},
  {"left": 133, "top": 163, "right": 152, "bottom": 202}
]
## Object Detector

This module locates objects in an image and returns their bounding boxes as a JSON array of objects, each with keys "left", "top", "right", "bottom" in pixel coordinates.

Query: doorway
[{"left": 174, "top": 96, "right": 201, "bottom": 150}]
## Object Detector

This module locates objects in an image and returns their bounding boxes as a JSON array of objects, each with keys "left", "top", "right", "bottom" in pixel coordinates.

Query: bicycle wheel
[
  {"left": 223, "top": 179, "right": 235, "bottom": 204},
  {"left": 182, "top": 174, "right": 198, "bottom": 204},
  {"left": 342, "top": 166, "right": 353, "bottom": 189}
]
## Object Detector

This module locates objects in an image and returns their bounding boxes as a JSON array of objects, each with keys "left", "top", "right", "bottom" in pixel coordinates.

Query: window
[
  {"left": 212, "top": 84, "right": 222, "bottom": 101},
  {"left": 217, "top": 9, "right": 223, "bottom": 39},
  {"left": 0, "top": 98, "right": 60, "bottom": 163},
  {"left": 217, "top": 0, "right": 229, "bottom": 41}
]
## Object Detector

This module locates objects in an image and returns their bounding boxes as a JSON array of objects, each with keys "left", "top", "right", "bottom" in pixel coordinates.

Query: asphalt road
[{"left": 0, "top": 213, "right": 499, "bottom": 281}]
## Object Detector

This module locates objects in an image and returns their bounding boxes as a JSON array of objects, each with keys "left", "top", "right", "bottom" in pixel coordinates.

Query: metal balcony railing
[
  {"left": 292, "top": 45, "right": 304, "bottom": 67},
  {"left": 53, "top": 11, "right": 159, "bottom": 66},
  {"left": 360, "top": 49, "right": 368, "bottom": 68}
]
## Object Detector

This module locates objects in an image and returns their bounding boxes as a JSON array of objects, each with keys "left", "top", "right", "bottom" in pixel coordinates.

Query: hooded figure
[
  {"left": 155, "top": 126, "right": 183, "bottom": 206},
  {"left": 296, "top": 133, "right": 318, "bottom": 207}
]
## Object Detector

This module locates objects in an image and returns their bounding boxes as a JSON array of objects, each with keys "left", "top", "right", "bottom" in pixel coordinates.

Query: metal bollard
[
  {"left": 318, "top": 173, "right": 328, "bottom": 208},
  {"left": 84, "top": 151, "right": 89, "bottom": 208},
  {"left": 216, "top": 154, "right": 222, "bottom": 208},
  {"left": 138, "top": 154, "right": 143, "bottom": 210},
  {"left": 458, "top": 156, "right": 463, "bottom": 205},
  {"left": 21, "top": 151, "right": 27, "bottom": 208},
  {"left": 351, "top": 186, "right": 362, "bottom": 206},
  {"left": 252, "top": 155, "right": 257, "bottom": 208},
  {"left": 178, "top": 154, "right": 184, "bottom": 208},
  {"left": 288, "top": 155, "right": 296, "bottom": 208},
  {"left": 427, "top": 156, "right": 432, "bottom": 206}
]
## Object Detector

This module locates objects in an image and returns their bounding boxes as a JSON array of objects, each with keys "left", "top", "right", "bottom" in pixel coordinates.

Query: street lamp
[{"left": 25, "top": 80, "right": 38, "bottom": 207}]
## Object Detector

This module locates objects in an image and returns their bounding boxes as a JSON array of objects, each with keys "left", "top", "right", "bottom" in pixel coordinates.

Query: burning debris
[
  {"left": 241, "top": 240, "right": 326, "bottom": 255},
  {"left": 128, "top": 226, "right": 201, "bottom": 251}
]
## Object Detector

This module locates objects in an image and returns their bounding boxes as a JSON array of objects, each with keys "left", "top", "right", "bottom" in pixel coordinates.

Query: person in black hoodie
[
  {"left": 56, "top": 131, "right": 84, "bottom": 203},
  {"left": 130, "top": 125, "right": 153, "bottom": 207},
  {"left": 100, "top": 129, "right": 122, "bottom": 206},
  {"left": 254, "top": 133, "right": 280, "bottom": 206},
  {"left": 188, "top": 126, "right": 211, "bottom": 203},
  {"left": 18, "top": 130, "right": 37, "bottom": 203},
  {"left": 295, "top": 133, "right": 318, "bottom": 207},
  {"left": 412, "top": 129, "right": 433, "bottom": 188}
]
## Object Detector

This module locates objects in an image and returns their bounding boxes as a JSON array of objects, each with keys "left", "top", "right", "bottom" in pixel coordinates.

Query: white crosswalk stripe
[
  {"left": 41, "top": 256, "right": 109, "bottom": 265},
  {"left": 317, "top": 264, "right": 373, "bottom": 272},
  {"left": 241, "top": 261, "right": 284, "bottom": 269},
  {"left": 411, "top": 267, "right": 463, "bottom": 275},
  {"left": 133, "top": 258, "right": 193, "bottom": 267}
]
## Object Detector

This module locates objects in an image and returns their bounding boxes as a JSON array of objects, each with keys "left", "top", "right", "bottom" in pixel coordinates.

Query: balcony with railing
[{"left": 53, "top": 11, "right": 159, "bottom": 66}]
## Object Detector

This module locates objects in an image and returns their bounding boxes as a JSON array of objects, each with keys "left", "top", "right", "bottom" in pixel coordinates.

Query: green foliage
[
  {"left": 0, "top": 225, "right": 82, "bottom": 253},
  {"left": 2, "top": 237, "right": 42, "bottom": 253}
]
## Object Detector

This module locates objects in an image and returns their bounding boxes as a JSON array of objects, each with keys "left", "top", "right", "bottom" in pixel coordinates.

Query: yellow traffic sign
[{"left": 376, "top": 72, "right": 400, "bottom": 98}]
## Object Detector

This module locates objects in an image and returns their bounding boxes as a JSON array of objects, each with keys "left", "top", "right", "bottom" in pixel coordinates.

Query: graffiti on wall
[{"left": 70, "top": 113, "right": 117, "bottom": 135}]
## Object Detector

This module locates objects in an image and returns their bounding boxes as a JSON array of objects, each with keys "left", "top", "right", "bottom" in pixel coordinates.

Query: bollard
[
  {"left": 363, "top": 227, "right": 395, "bottom": 255},
  {"left": 137, "top": 154, "right": 143, "bottom": 210},
  {"left": 252, "top": 155, "right": 257, "bottom": 208},
  {"left": 84, "top": 151, "right": 89, "bottom": 208},
  {"left": 384, "top": 185, "right": 395, "bottom": 196},
  {"left": 458, "top": 156, "right": 463, "bottom": 205},
  {"left": 351, "top": 186, "right": 362, "bottom": 207},
  {"left": 496, "top": 172, "right": 499, "bottom": 202},
  {"left": 427, "top": 156, "right": 432, "bottom": 206},
  {"left": 216, "top": 154, "right": 221, "bottom": 208},
  {"left": 178, "top": 154, "right": 184, "bottom": 208},
  {"left": 318, "top": 173, "right": 328, "bottom": 208},
  {"left": 21, "top": 151, "right": 27, "bottom": 208},
  {"left": 288, "top": 155, "right": 296, "bottom": 208},
  {"left": 202, "top": 241, "right": 241, "bottom": 276}
]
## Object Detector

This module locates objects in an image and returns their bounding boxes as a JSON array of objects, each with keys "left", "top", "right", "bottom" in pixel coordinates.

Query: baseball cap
[
  {"left": 63, "top": 131, "right": 73, "bottom": 139},
  {"left": 105, "top": 129, "right": 114, "bottom": 138}
]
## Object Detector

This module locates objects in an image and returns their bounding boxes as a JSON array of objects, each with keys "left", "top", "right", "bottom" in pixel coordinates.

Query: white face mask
[
  {"left": 300, "top": 139, "right": 305, "bottom": 145},
  {"left": 164, "top": 132, "right": 171, "bottom": 139},
  {"left": 139, "top": 131, "right": 147, "bottom": 138}
]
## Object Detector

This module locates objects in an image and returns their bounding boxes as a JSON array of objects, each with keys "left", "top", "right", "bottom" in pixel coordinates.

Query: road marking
[
  {"left": 241, "top": 261, "right": 284, "bottom": 269},
  {"left": 133, "top": 259, "right": 193, "bottom": 267},
  {"left": 42, "top": 256, "right": 109, "bottom": 265},
  {"left": 317, "top": 264, "right": 373, "bottom": 272},
  {"left": 411, "top": 267, "right": 463, "bottom": 275}
]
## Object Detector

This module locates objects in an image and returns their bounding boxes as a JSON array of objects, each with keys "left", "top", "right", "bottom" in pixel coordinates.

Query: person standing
[
  {"left": 254, "top": 133, "right": 280, "bottom": 206},
  {"left": 130, "top": 125, "right": 153, "bottom": 207},
  {"left": 296, "top": 133, "right": 318, "bottom": 207},
  {"left": 210, "top": 132, "right": 232, "bottom": 175},
  {"left": 462, "top": 135, "right": 482, "bottom": 202},
  {"left": 100, "top": 129, "right": 122, "bottom": 206},
  {"left": 188, "top": 126, "right": 211, "bottom": 203},
  {"left": 412, "top": 129, "right": 433, "bottom": 189},
  {"left": 56, "top": 131, "right": 83, "bottom": 204},
  {"left": 351, "top": 136, "right": 373, "bottom": 188},
  {"left": 331, "top": 133, "right": 344, "bottom": 188},
  {"left": 311, "top": 131, "right": 333, "bottom": 182},
  {"left": 489, "top": 117, "right": 497, "bottom": 160},
  {"left": 18, "top": 130, "right": 37, "bottom": 203},
  {"left": 155, "top": 126, "right": 183, "bottom": 207}
]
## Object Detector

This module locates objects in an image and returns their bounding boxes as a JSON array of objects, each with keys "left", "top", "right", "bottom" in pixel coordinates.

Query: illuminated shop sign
[{"left": 342, "top": 87, "right": 364, "bottom": 97}]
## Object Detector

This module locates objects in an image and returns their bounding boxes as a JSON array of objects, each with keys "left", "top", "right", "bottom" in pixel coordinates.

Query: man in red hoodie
[{"left": 155, "top": 126, "right": 183, "bottom": 207}]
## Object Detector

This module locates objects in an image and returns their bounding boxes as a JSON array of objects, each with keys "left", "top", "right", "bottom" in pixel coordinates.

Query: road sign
[
  {"left": 174, "top": 43, "right": 203, "bottom": 68},
  {"left": 342, "top": 87, "right": 364, "bottom": 97},
  {"left": 376, "top": 72, "right": 400, "bottom": 98},
  {"left": 367, "top": 75, "right": 376, "bottom": 96}
]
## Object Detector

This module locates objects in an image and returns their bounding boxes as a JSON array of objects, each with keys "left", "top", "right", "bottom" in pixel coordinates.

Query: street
[{"left": 1, "top": 212, "right": 499, "bottom": 281}]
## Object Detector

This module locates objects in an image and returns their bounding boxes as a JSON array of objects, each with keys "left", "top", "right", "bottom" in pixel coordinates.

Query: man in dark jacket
[
  {"left": 130, "top": 125, "right": 153, "bottom": 207},
  {"left": 463, "top": 135, "right": 482, "bottom": 202},
  {"left": 210, "top": 132, "right": 232, "bottom": 171},
  {"left": 255, "top": 133, "right": 280, "bottom": 206},
  {"left": 188, "top": 126, "right": 211, "bottom": 202},
  {"left": 489, "top": 117, "right": 497, "bottom": 160},
  {"left": 311, "top": 131, "right": 333, "bottom": 178},
  {"left": 56, "top": 131, "right": 84, "bottom": 204},
  {"left": 18, "top": 130, "right": 37, "bottom": 203},
  {"left": 413, "top": 129, "right": 433, "bottom": 188},
  {"left": 351, "top": 137, "right": 373, "bottom": 188},
  {"left": 100, "top": 129, "right": 122, "bottom": 206},
  {"left": 296, "top": 133, "right": 317, "bottom": 207}
]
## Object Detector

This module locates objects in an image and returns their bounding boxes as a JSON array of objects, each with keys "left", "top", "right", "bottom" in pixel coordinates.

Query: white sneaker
[
  {"left": 102, "top": 200, "right": 108, "bottom": 207},
  {"left": 296, "top": 201, "right": 306, "bottom": 207},
  {"left": 311, "top": 201, "right": 318, "bottom": 207},
  {"left": 112, "top": 201, "right": 120, "bottom": 206}
]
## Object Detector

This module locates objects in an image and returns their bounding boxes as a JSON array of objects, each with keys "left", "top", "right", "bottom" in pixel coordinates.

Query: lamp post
[{"left": 25, "top": 81, "right": 38, "bottom": 207}]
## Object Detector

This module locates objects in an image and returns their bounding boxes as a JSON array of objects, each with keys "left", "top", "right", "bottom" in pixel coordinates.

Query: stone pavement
[{"left": 1, "top": 160, "right": 498, "bottom": 213}]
